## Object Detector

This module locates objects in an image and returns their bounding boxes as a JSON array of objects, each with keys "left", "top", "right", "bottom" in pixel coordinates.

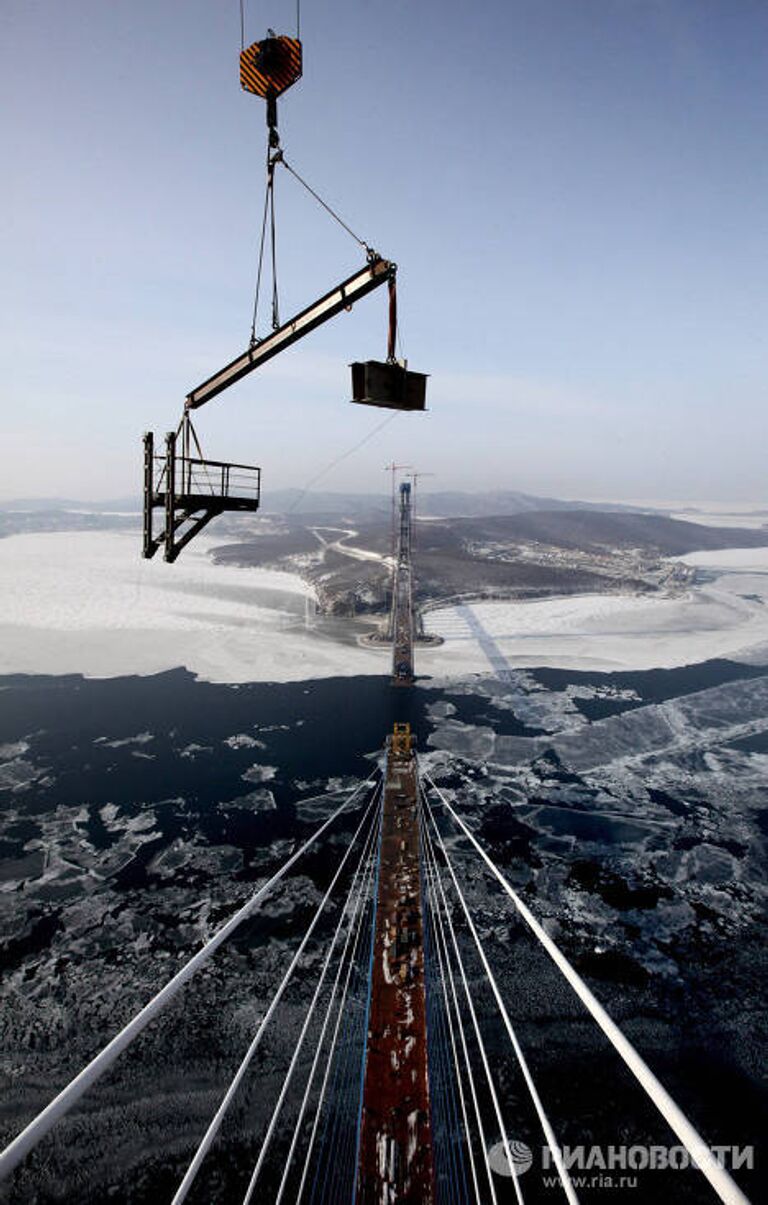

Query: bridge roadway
[{"left": 356, "top": 727, "right": 434, "bottom": 1202}]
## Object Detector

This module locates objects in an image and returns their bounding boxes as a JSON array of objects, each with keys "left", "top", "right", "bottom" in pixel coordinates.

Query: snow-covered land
[
  {"left": 2, "top": 531, "right": 768, "bottom": 681},
  {"left": 0, "top": 531, "right": 385, "bottom": 682},
  {"left": 422, "top": 546, "right": 768, "bottom": 674}
]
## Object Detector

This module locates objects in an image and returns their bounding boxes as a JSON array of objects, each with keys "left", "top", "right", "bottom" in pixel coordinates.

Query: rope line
[
  {"left": 420, "top": 809, "right": 484, "bottom": 1204},
  {"left": 280, "top": 155, "right": 371, "bottom": 252},
  {"left": 423, "top": 772, "right": 750, "bottom": 1205},
  {"left": 275, "top": 811, "right": 380, "bottom": 1204},
  {"left": 307, "top": 818, "right": 379, "bottom": 1205},
  {"left": 287, "top": 410, "right": 400, "bottom": 514},
  {"left": 423, "top": 785, "right": 577, "bottom": 1204},
  {"left": 422, "top": 822, "right": 467, "bottom": 1205},
  {"left": 307, "top": 929, "right": 372, "bottom": 1205},
  {"left": 172, "top": 782, "right": 381, "bottom": 1204},
  {"left": 0, "top": 773, "right": 379, "bottom": 1184},
  {"left": 421, "top": 805, "right": 523, "bottom": 1205},
  {"left": 421, "top": 806, "right": 502, "bottom": 1204},
  {"left": 241, "top": 789, "right": 382, "bottom": 1203},
  {"left": 250, "top": 147, "right": 274, "bottom": 345},
  {"left": 349, "top": 780, "right": 383, "bottom": 1201},
  {"left": 422, "top": 837, "right": 471, "bottom": 1204},
  {"left": 269, "top": 161, "right": 280, "bottom": 329}
]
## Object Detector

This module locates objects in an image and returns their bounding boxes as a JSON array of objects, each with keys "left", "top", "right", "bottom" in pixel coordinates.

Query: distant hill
[
  {"left": 254, "top": 488, "right": 650, "bottom": 520},
  {"left": 214, "top": 507, "right": 768, "bottom": 617},
  {"left": 447, "top": 511, "right": 768, "bottom": 556},
  {"left": 0, "top": 489, "right": 645, "bottom": 529},
  {"left": 0, "top": 497, "right": 140, "bottom": 513}
]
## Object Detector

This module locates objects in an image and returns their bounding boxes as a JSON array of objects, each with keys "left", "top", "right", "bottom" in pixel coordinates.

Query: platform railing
[{"left": 152, "top": 454, "right": 261, "bottom": 503}]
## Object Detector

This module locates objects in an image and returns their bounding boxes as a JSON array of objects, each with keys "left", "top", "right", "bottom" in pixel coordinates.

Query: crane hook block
[{"left": 240, "top": 36, "right": 302, "bottom": 98}]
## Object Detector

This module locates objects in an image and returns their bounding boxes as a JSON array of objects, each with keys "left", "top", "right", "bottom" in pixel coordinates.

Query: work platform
[
  {"left": 356, "top": 725, "right": 434, "bottom": 1202},
  {"left": 142, "top": 430, "right": 261, "bottom": 563}
]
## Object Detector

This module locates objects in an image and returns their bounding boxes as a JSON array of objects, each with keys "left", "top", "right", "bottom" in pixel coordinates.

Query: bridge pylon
[{"left": 391, "top": 482, "right": 415, "bottom": 684}]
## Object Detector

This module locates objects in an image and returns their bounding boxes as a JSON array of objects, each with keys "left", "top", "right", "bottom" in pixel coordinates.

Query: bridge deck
[{"left": 356, "top": 739, "right": 434, "bottom": 1202}]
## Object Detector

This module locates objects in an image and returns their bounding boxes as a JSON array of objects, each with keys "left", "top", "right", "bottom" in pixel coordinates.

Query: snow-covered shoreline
[
  {"left": 422, "top": 547, "right": 768, "bottom": 674},
  {"left": 2, "top": 531, "right": 768, "bottom": 682},
  {"left": 0, "top": 531, "right": 386, "bottom": 683}
]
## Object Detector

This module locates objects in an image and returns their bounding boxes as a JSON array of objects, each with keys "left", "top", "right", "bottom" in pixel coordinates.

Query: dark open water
[{"left": 1, "top": 659, "right": 766, "bottom": 1202}]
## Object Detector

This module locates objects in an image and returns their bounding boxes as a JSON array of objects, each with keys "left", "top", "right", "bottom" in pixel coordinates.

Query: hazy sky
[{"left": 3, "top": 0, "right": 766, "bottom": 502}]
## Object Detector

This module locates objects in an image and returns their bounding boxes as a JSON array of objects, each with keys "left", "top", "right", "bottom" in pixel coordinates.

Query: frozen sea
[
  {"left": 0, "top": 531, "right": 385, "bottom": 682},
  {"left": 0, "top": 527, "right": 766, "bottom": 1202},
  {"left": 1, "top": 531, "right": 768, "bottom": 681}
]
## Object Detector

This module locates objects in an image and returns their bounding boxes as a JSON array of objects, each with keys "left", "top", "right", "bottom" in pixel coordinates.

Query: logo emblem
[{"left": 488, "top": 1139, "right": 534, "bottom": 1177}]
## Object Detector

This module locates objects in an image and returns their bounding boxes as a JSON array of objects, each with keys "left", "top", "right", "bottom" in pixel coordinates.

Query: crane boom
[{"left": 186, "top": 256, "right": 395, "bottom": 411}]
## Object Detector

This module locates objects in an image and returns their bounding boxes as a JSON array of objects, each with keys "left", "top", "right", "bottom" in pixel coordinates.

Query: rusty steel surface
[{"left": 356, "top": 738, "right": 434, "bottom": 1203}]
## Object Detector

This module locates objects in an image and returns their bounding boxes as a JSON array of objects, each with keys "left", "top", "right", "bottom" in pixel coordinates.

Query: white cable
[
  {"left": 241, "top": 794, "right": 381, "bottom": 1203},
  {"left": 294, "top": 807, "right": 382, "bottom": 1204},
  {"left": 424, "top": 772, "right": 750, "bottom": 1205},
  {"left": 0, "top": 772, "right": 379, "bottom": 1184},
  {"left": 420, "top": 810, "right": 486, "bottom": 1205},
  {"left": 421, "top": 809, "right": 524, "bottom": 1205},
  {"left": 275, "top": 819, "right": 379, "bottom": 1205},
  {"left": 172, "top": 784, "right": 381, "bottom": 1204},
  {"left": 423, "top": 788, "right": 577, "bottom": 1204}
]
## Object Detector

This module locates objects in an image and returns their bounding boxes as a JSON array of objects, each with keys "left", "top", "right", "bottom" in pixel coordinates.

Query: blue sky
[{"left": 3, "top": 0, "right": 766, "bottom": 502}]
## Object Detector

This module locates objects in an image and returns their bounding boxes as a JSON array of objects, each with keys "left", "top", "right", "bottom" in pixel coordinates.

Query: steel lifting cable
[
  {"left": 250, "top": 147, "right": 275, "bottom": 345},
  {"left": 422, "top": 787, "right": 577, "bottom": 1205},
  {"left": 279, "top": 155, "right": 372, "bottom": 254},
  {"left": 238, "top": 0, "right": 300, "bottom": 47},
  {"left": 171, "top": 781, "right": 381, "bottom": 1205},
  {"left": 241, "top": 787, "right": 382, "bottom": 1204},
  {"left": 422, "top": 772, "right": 751, "bottom": 1205},
  {"left": 275, "top": 814, "right": 380, "bottom": 1205},
  {"left": 183, "top": 413, "right": 217, "bottom": 495},
  {"left": 420, "top": 800, "right": 502, "bottom": 1205},
  {"left": 420, "top": 808, "right": 484, "bottom": 1205},
  {"left": 0, "top": 772, "right": 379, "bottom": 1184},
  {"left": 249, "top": 149, "right": 373, "bottom": 344},
  {"left": 269, "top": 156, "right": 280, "bottom": 329}
]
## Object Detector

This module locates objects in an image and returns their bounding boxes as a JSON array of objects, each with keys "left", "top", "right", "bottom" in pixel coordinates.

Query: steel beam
[
  {"left": 186, "top": 257, "right": 395, "bottom": 410},
  {"left": 142, "top": 431, "right": 158, "bottom": 559}
]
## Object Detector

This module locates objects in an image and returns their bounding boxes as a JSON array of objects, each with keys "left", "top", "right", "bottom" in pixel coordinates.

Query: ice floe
[
  {"left": 3, "top": 529, "right": 768, "bottom": 682},
  {"left": 0, "top": 531, "right": 386, "bottom": 682}
]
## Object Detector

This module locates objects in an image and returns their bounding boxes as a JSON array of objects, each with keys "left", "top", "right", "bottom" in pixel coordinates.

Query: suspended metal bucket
[{"left": 350, "top": 360, "right": 427, "bottom": 412}]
